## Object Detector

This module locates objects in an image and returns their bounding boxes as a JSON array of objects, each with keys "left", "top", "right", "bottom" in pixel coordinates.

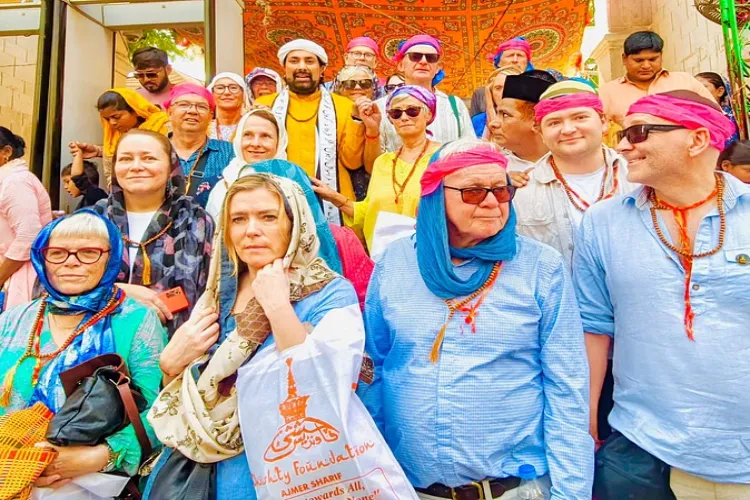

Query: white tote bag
[{"left": 237, "top": 304, "right": 418, "bottom": 500}]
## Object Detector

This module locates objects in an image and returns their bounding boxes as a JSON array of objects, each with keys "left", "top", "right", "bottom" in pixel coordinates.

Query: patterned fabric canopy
[{"left": 243, "top": 0, "right": 590, "bottom": 97}]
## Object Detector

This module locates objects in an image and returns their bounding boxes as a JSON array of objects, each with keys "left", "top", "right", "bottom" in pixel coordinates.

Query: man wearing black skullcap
[{"left": 488, "top": 70, "right": 555, "bottom": 172}]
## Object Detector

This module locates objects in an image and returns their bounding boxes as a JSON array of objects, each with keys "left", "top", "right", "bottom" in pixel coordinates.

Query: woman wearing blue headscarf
[
  {"left": 0, "top": 210, "right": 167, "bottom": 485},
  {"left": 357, "top": 138, "right": 594, "bottom": 498}
]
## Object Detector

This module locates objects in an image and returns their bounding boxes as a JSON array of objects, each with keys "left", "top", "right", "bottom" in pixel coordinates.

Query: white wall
[
  {"left": 214, "top": 0, "right": 244, "bottom": 75},
  {"left": 59, "top": 8, "right": 114, "bottom": 211}
]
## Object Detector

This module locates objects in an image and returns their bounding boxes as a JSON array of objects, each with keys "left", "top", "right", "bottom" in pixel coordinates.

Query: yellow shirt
[
  {"left": 256, "top": 90, "right": 365, "bottom": 201},
  {"left": 346, "top": 146, "right": 439, "bottom": 251}
]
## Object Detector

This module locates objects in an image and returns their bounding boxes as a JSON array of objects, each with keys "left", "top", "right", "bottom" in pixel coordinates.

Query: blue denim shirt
[
  {"left": 573, "top": 173, "right": 750, "bottom": 483},
  {"left": 358, "top": 236, "right": 594, "bottom": 500},
  {"left": 179, "top": 138, "right": 234, "bottom": 208}
]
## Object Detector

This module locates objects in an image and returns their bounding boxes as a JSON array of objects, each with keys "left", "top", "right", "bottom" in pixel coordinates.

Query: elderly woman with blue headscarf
[
  {"left": 145, "top": 173, "right": 360, "bottom": 499},
  {"left": 313, "top": 85, "right": 441, "bottom": 254},
  {"left": 357, "top": 138, "right": 594, "bottom": 499},
  {"left": 0, "top": 210, "right": 167, "bottom": 486}
]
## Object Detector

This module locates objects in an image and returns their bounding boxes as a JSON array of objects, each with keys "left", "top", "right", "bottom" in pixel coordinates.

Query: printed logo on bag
[{"left": 264, "top": 358, "right": 341, "bottom": 463}]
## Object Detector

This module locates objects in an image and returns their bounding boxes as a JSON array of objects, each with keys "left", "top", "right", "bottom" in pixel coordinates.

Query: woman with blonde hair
[{"left": 145, "top": 173, "right": 359, "bottom": 499}]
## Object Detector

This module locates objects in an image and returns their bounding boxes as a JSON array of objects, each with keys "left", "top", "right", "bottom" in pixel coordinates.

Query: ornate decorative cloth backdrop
[{"left": 242, "top": 0, "right": 590, "bottom": 97}]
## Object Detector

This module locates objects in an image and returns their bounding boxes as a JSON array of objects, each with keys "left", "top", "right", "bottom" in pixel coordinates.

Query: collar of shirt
[
  {"left": 534, "top": 146, "right": 626, "bottom": 184},
  {"left": 618, "top": 68, "right": 670, "bottom": 86},
  {"left": 623, "top": 171, "right": 750, "bottom": 211}
]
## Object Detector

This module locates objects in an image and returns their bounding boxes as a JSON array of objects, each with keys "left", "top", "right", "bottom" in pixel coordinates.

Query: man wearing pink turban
[
  {"left": 344, "top": 36, "right": 380, "bottom": 70},
  {"left": 373, "top": 34, "right": 475, "bottom": 152},
  {"left": 164, "top": 83, "right": 235, "bottom": 208},
  {"left": 514, "top": 79, "right": 636, "bottom": 268},
  {"left": 576, "top": 90, "right": 750, "bottom": 500}
]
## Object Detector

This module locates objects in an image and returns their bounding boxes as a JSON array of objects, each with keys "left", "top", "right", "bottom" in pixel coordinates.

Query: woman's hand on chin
[
  {"left": 252, "top": 259, "right": 291, "bottom": 315},
  {"left": 117, "top": 284, "right": 173, "bottom": 323},
  {"left": 34, "top": 442, "right": 109, "bottom": 484},
  {"left": 160, "top": 306, "right": 220, "bottom": 377}
]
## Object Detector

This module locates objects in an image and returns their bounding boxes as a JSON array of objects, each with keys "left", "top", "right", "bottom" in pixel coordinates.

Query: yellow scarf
[{"left": 101, "top": 88, "right": 169, "bottom": 157}]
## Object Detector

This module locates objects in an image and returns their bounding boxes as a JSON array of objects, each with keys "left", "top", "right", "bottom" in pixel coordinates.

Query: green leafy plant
[{"left": 126, "top": 29, "right": 187, "bottom": 60}]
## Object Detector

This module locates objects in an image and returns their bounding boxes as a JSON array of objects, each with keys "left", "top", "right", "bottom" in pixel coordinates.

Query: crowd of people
[{"left": 0, "top": 27, "right": 748, "bottom": 500}]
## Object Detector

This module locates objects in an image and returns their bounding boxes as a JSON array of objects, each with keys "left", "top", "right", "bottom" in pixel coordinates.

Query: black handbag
[
  {"left": 46, "top": 354, "right": 150, "bottom": 451},
  {"left": 593, "top": 431, "right": 676, "bottom": 500},
  {"left": 145, "top": 448, "right": 216, "bottom": 500}
]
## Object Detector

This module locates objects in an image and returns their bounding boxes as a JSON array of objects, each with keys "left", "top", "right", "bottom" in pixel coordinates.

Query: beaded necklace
[
  {"left": 287, "top": 101, "right": 321, "bottom": 123},
  {"left": 430, "top": 262, "right": 502, "bottom": 363},
  {"left": 549, "top": 148, "right": 619, "bottom": 212},
  {"left": 649, "top": 173, "right": 725, "bottom": 341},
  {"left": 391, "top": 140, "right": 431, "bottom": 205},
  {"left": 122, "top": 220, "right": 174, "bottom": 286},
  {"left": 0, "top": 289, "right": 125, "bottom": 407}
]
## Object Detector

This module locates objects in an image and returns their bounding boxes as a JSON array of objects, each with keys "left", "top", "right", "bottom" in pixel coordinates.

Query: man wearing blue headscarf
[{"left": 358, "top": 138, "right": 593, "bottom": 500}]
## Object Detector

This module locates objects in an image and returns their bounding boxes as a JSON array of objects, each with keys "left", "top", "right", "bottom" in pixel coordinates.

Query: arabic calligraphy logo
[{"left": 264, "top": 357, "right": 340, "bottom": 463}]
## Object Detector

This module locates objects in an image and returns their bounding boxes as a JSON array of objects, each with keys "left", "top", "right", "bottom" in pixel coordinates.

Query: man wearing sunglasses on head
[
  {"left": 358, "top": 137, "right": 594, "bottom": 500},
  {"left": 575, "top": 90, "right": 750, "bottom": 500},
  {"left": 373, "top": 34, "right": 475, "bottom": 153},
  {"left": 132, "top": 47, "right": 174, "bottom": 109}
]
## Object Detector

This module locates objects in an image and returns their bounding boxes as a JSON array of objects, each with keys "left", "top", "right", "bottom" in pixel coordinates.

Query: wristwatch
[{"left": 100, "top": 443, "right": 119, "bottom": 473}]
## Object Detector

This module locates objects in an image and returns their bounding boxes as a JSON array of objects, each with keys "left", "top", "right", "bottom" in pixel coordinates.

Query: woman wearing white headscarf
[
  {"left": 205, "top": 108, "right": 288, "bottom": 220},
  {"left": 245, "top": 68, "right": 284, "bottom": 103},
  {"left": 206, "top": 72, "right": 251, "bottom": 142}
]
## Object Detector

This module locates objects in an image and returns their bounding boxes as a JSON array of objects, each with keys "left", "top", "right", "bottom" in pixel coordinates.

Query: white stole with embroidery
[{"left": 272, "top": 88, "right": 341, "bottom": 225}]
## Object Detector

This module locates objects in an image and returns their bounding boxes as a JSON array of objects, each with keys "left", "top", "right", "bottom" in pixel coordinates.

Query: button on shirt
[
  {"left": 178, "top": 138, "right": 234, "bottom": 209},
  {"left": 573, "top": 174, "right": 750, "bottom": 483},
  {"left": 359, "top": 236, "right": 594, "bottom": 500}
]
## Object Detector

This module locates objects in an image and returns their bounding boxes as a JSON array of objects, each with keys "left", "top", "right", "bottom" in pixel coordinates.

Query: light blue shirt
[
  {"left": 358, "top": 236, "right": 594, "bottom": 500},
  {"left": 573, "top": 173, "right": 750, "bottom": 484}
]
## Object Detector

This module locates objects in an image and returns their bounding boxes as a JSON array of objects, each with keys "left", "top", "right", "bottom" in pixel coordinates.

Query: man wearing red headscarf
[
  {"left": 165, "top": 83, "right": 234, "bottom": 208},
  {"left": 575, "top": 90, "right": 750, "bottom": 499},
  {"left": 514, "top": 79, "right": 636, "bottom": 268}
]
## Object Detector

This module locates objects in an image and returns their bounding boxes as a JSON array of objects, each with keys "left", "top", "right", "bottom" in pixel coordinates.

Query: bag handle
[{"left": 116, "top": 376, "right": 153, "bottom": 460}]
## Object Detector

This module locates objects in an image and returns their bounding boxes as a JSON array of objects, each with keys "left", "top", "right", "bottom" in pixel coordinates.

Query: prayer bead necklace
[
  {"left": 287, "top": 102, "right": 321, "bottom": 123},
  {"left": 122, "top": 220, "right": 174, "bottom": 286},
  {"left": 391, "top": 140, "right": 431, "bottom": 205},
  {"left": 649, "top": 173, "right": 725, "bottom": 341},
  {"left": 0, "top": 289, "right": 124, "bottom": 407},
  {"left": 430, "top": 262, "right": 502, "bottom": 363},
  {"left": 549, "top": 148, "right": 618, "bottom": 212}
]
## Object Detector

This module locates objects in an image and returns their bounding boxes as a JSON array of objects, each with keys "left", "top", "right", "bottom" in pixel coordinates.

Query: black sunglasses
[
  {"left": 341, "top": 79, "right": 374, "bottom": 90},
  {"left": 407, "top": 52, "right": 440, "bottom": 64},
  {"left": 384, "top": 83, "right": 405, "bottom": 93},
  {"left": 617, "top": 124, "right": 686, "bottom": 144},
  {"left": 387, "top": 106, "right": 423, "bottom": 120},
  {"left": 133, "top": 70, "right": 163, "bottom": 80},
  {"left": 444, "top": 185, "right": 516, "bottom": 205}
]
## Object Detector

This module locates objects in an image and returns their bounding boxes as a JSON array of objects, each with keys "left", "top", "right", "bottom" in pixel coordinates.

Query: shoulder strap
[
  {"left": 117, "top": 379, "right": 153, "bottom": 460},
  {"left": 448, "top": 95, "right": 462, "bottom": 137}
]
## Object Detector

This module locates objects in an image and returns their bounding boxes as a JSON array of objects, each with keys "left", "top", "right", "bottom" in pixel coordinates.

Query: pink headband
[
  {"left": 164, "top": 83, "right": 216, "bottom": 112},
  {"left": 627, "top": 94, "right": 735, "bottom": 151},
  {"left": 490, "top": 38, "right": 532, "bottom": 62},
  {"left": 393, "top": 35, "right": 443, "bottom": 63},
  {"left": 346, "top": 37, "right": 379, "bottom": 56},
  {"left": 421, "top": 149, "right": 508, "bottom": 196},
  {"left": 534, "top": 93, "right": 603, "bottom": 123}
]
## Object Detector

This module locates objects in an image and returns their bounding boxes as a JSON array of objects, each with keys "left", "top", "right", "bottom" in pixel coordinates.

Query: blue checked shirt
[
  {"left": 358, "top": 236, "right": 594, "bottom": 500},
  {"left": 573, "top": 173, "right": 750, "bottom": 483},
  {"left": 179, "top": 138, "right": 234, "bottom": 208}
]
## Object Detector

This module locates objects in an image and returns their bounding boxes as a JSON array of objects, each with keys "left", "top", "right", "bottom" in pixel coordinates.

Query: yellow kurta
[
  {"left": 345, "top": 146, "right": 439, "bottom": 251},
  {"left": 256, "top": 90, "right": 364, "bottom": 201}
]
